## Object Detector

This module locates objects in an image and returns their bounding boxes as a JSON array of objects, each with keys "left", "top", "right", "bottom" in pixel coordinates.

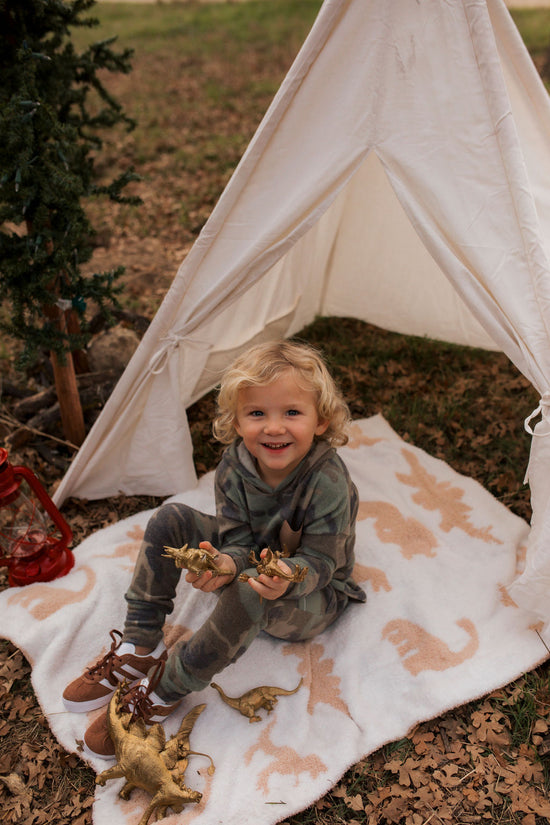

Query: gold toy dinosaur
[
  {"left": 238, "top": 547, "right": 308, "bottom": 584},
  {"left": 210, "top": 679, "right": 303, "bottom": 723},
  {"left": 95, "top": 683, "right": 214, "bottom": 825},
  {"left": 163, "top": 543, "right": 233, "bottom": 577}
]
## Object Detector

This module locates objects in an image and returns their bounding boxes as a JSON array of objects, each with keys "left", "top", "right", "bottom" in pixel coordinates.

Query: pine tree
[{"left": 0, "top": 0, "right": 139, "bottom": 443}]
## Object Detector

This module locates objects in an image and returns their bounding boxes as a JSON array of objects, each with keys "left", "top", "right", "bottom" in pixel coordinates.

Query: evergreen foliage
[{"left": 0, "top": 0, "right": 140, "bottom": 368}]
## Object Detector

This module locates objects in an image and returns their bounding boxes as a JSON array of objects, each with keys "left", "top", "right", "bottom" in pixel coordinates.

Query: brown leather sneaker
[
  {"left": 83, "top": 660, "right": 183, "bottom": 759},
  {"left": 63, "top": 629, "right": 167, "bottom": 713}
]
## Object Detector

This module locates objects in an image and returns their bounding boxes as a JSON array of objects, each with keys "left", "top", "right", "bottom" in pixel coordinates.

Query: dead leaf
[
  {"left": 344, "top": 793, "right": 364, "bottom": 812},
  {"left": 384, "top": 757, "right": 427, "bottom": 788},
  {"left": 380, "top": 795, "right": 409, "bottom": 824},
  {"left": 432, "top": 763, "right": 462, "bottom": 787},
  {"left": 513, "top": 756, "right": 544, "bottom": 784},
  {"left": 510, "top": 785, "right": 550, "bottom": 817},
  {"left": 0, "top": 772, "right": 29, "bottom": 796},
  {"left": 470, "top": 708, "right": 511, "bottom": 745}
]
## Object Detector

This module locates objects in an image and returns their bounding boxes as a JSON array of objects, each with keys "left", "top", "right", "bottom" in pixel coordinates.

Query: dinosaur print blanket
[{"left": 1, "top": 415, "right": 547, "bottom": 825}]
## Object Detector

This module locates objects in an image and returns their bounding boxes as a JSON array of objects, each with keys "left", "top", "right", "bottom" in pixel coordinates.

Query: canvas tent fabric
[{"left": 54, "top": 0, "right": 550, "bottom": 632}]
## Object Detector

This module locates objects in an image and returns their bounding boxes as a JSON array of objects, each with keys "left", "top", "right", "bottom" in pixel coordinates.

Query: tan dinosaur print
[
  {"left": 346, "top": 423, "right": 384, "bottom": 449},
  {"left": 357, "top": 500, "right": 437, "bottom": 558},
  {"left": 529, "top": 620, "right": 545, "bottom": 634},
  {"left": 128, "top": 525, "right": 145, "bottom": 541},
  {"left": 7, "top": 526, "right": 142, "bottom": 621},
  {"left": 176, "top": 769, "right": 214, "bottom": 824},
  {"left": 7, "top": 566, "right": 96, "bottom": 620},
  {"left": 396, "top": 449, "right": 502, "bottom": 544},
  {"left": 515, "top": 545, "right": 527, "bottom": 576},
  {"left": 282, "top": 642, "right": 351, "bottom": 717},
  {"left": 95, "top": 525, "right": 144, "bottom": 564},
  {"left": 353, "top": 562, "right": 391, "bottom": 592},
  {"left": 113, "top": 790, "right": 145, "bottom": 823},
  {"left": 244, "top": 718, "right": 327, "bottom": 794},
  {"left": 499, "top": 583, "right": 517, "bottom": 608},
  {"left": 498, "top": 544, "right": 527, "bottom": 608},
  {"left": 382, "top": 618, "right": 479, "bottom": 675}
]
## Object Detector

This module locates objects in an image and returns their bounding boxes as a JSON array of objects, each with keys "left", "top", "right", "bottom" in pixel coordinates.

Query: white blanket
[{"left": 1, "top": 415, "right": 547, "bottom": 825}]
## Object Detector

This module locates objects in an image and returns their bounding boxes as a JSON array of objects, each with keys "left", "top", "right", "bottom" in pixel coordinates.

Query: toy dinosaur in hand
[
  {"left": 163, "top": 543, "right": 233, "bottom": 577},
  {"left": 238, "top": 547, "right": 308, "bottom": 584},
  {"left": 211, "top": 679, "right": 303, "bottom": 723},
  {"left": 95, "top": 684, "right": 214, "bottom": 825}
]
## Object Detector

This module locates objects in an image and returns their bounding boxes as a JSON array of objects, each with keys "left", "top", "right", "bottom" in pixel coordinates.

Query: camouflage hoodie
[{"left": 214, "top": 439, "right": 366, "bottom": 602}]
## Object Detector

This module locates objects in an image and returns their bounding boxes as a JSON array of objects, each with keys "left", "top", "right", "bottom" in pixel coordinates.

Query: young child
[{"left": 63, "top": 340, "right": 366, "bottom": 758}]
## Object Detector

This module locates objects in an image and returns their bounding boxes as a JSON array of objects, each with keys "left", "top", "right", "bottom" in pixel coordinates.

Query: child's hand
[
  {"left": 246, "top": 548, "right": 291, "bottom": 600},
  {"left": 185, "top": 541, "right": 236, "bottom": 592}
]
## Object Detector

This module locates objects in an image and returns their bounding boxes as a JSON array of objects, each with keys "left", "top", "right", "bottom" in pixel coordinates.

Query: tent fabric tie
[
  {"left": 524, "top": 391, "right": 550, "bottom": 437},
  {"left": 149, "top": 331, "right": 210, "bottom": 375},
  {"left": 149, "top": 332, "right": 187, "bottom": 375}
]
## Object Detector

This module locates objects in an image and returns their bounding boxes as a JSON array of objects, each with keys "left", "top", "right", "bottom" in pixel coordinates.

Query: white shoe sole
[{"left": 62, "top": 676, "right": 142, "bottom": 713}]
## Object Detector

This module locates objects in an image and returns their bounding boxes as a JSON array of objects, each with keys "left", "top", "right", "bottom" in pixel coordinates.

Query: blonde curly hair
[{"left": 212, "top": 339, "right": 351, "bottom": 447}]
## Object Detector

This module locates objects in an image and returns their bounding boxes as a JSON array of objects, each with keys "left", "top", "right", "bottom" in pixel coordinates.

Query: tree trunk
[{"left": 44, "top": 303, "right": 86, "bottom": 446}]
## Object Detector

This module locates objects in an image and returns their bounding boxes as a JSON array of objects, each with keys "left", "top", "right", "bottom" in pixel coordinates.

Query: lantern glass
[
  {"left": 0, "top": 479, "right": 56, "bottom": 560},
  {"left": 0, "top": 449, "right": 74, "bottom": 586}
]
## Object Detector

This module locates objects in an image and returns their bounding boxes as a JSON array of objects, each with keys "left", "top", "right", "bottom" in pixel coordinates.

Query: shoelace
[
  {"left": 86, "top": 629, "right": 123, "bottom": 680},
  {"left": 119, "top": 659, "right": 166, "bottom": 724}
]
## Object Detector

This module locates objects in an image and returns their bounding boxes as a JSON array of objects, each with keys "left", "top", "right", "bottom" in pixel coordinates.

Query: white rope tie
[
  {"left": 524, "top": 390, "right": 550, "bottom": 437},
  {"left": 148, "top": 331, "right": 210, "bottom": 375},
  {"left": 148, "top": 332, "right": 186, "bottom": 375}
]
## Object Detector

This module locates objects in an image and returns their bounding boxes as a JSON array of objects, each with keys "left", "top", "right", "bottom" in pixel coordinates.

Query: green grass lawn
[{"left": 73, "top": 1, "right": 322, "bottom": 57}]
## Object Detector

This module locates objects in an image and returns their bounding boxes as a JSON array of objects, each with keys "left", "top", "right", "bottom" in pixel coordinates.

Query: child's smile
[{"left": 235, "top": 370, "right": 329, "bottom": 488}]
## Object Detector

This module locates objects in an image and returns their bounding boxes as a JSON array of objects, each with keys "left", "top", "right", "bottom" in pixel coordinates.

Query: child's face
[{"left": 235, "top": 370, "right": 329, "bottom": 488}]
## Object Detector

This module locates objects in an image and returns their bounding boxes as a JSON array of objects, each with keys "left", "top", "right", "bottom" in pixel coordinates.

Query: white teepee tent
[{"left": 54, "top": 0, "right": 550, "bottom": 631}]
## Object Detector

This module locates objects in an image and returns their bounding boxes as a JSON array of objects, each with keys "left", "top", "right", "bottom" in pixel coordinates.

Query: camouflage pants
[{"left": 123, "top": 502, "right": 349, "bottom": 700}]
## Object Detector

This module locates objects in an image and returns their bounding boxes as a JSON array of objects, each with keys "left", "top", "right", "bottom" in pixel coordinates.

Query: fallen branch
[
  {"left": 0, "top": 411, "right": 79, "bottom": 452},
  {"left": 12, "top": 370, "right": 120, "bottom": 421}
]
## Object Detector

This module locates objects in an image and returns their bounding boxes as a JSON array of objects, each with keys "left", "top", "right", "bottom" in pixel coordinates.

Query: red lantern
[{"left": 0, "top": 448, "right": 74, "bottom": 587}]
